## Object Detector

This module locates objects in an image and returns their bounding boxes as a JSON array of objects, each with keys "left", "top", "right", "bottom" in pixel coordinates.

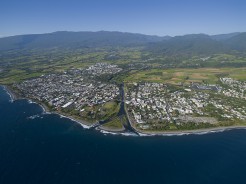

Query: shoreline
[
  {"left": 27, "top": 99, "right": 94, "bottom": 129},
  {"left": 135, "top": 125, "right": 246, "bottom": 136},
  {"left": 99, "top": 125, "right": 125, "bottom": 132},
  {"left": 2, "top": 85, "right": 126, "bottom": 132},
  {"left": 2, "top": 85, "right": 94, "bottom": 129},
  {"left": 124, "top": 98, "right": 246, "bottom": 136},
  {"left": 3, "top": 85, "right": 18, "bottom": 101},
  {"left": 2, "top": 85, "right": 246, "bottom": 136}
]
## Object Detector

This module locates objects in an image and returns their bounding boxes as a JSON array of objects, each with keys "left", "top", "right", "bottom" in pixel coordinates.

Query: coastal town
[
  {"left": 125, "top": 78, "right": 246, "bottom": 130},
  {"left": 10, "top": 62, "right": 246, "bottom": 132},
  {"left": 13, "top": 63, "right": 122, "bottom": 122}
]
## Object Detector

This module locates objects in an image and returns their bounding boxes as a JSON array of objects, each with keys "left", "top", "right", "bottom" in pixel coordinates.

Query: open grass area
[
  {"left": 99, "top": 101, "right": 121, "bottom": 121},
  {"left": 103, "top": 101, "right": 118, "bottom": 110},
  {"left": 101, "top": 116, "right": 124, "bottom": 129},
  {"left": 124, "top": 67, "right": 246, "bottom": 84}
]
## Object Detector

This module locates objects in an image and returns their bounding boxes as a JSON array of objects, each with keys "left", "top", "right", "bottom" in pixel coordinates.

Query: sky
[{"left": 1, "top": 0, "right": 246, "bottom": 37}]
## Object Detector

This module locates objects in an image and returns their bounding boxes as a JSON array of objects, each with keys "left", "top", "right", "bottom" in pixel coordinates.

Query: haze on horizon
[{"left": 1, "top": 0, "right": 246, "bottom": 38}]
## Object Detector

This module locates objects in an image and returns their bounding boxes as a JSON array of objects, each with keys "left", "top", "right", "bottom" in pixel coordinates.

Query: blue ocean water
[{"left": 1, "top": 86, "right": 246, "bottom": 184}]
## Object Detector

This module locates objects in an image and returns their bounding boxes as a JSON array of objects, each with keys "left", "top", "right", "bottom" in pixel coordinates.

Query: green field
[
  {"left": 124, "top": 67, "right": 246, "bottom": 84},
  {"left": 101, "top": 116, "right": 124, "bottom": 130},
  {"left": 0, "top": 47, "right": 146, "bottom": 84}
]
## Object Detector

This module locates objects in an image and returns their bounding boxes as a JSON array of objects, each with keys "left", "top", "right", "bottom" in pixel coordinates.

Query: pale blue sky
[{"left": 1, "top": 0, "right": 246, "bottom": 37}]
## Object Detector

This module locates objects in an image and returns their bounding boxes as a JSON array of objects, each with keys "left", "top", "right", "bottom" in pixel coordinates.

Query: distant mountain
[
  {"left": 0, "top": 31, "right": 246, "bottom": 55},
  {"left": 211, "top": 32, "right": 241, "bottom": 41},
  {"left": 0, "top": 31, "right": 168, "bottom": 51},
  {"left": 224, "top": 32, "right": 246, "bottom": 51},
  {"left": 147, "top": 34, "right": 227, "bottom": 56}
]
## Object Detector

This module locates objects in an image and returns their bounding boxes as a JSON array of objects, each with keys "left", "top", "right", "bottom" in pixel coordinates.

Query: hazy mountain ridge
[
  {"left": 0, "top": 31, "right": 167, "bottom": 51},
  {"left": 0, "top": 31, "right": 246, "bottom": 55},
  {"left": 211, "top": 32, "right": 241, "bottom": 41},
  {"left": 147, "top": 34, "right": 227, "bottom": 55},
  {"left": 223, "top": 32, "right": 246, "bottom": 51}
]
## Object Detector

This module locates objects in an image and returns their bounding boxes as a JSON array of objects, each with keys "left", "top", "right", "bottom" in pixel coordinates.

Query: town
[
  {"left": 85, "top": 63, "right": 122, "bottom": 76},
  {"left": 14, "top": 63, "right": 123, "bottom": 122},
  {"left": 12, "top": 62, "right": 246, "bottom": 131},
  {"left": 125, "top": 78, "right": 246, "bottom": 131}
]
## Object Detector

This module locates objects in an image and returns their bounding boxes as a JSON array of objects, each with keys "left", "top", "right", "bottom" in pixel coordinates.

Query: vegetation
[
  {"left": 101, "top": 116, "right": 124, "bottom": 130},
  {"left": 124, "top": 67, "right": 246, "bottom": 84},
  {"left": 1, "top": 31, "right": 246, "bottom": 85},
  {"left": 1, "top": 31, "right": 246, "bottom": 132}
]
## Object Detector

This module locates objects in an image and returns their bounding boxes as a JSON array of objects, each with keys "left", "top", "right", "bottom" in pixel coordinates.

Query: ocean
[{"left": 1, "top": 85, "right": 246, "bottom": 184}]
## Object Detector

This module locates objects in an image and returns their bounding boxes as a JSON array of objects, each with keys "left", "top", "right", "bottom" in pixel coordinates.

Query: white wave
[
  {"left": 121, "top": 132, "right": 138, "bottom": 136},
  {"left": 96, "top": 128, "right": 138, "bottom": 136},
  {"left": 27, "top": 99, "right": 35, "bottom": 104},
  {"left": 2, "top": 86, "right": 14, "bottom": 102},
  {"left": 98, "top": 126, "right": 246, "bottom": 137},
  {"left": 138, "top": 133, "right": 153, "bottom": 137},
  {"left": 39, "top": 107, "right": 91, "bottom": 129},
  {"left": 137, "top": 132, "right": 186, "bottom": 137},
  {"left": 139, "top": 126, "right": 246, "bottom": 137},
  {"left": 42, "top": 111, "right": 51, "bottom": 115},
  {"left": 59, "top": 114, "right": 67, "bottom": 118},
  {"left": 98, "top": 129, "right": 119, "bottom": 136},
  {"left": 136, "top": 129, "right": 227, "bottom": 137},
  {"left": 27, "top": 114, "right": 40, "bottom": 120},
  {"left": 40, "top": 106, "right": 46, "bottom": 113},
  {"left": 96, "top": 127, "right": 234, "bottom": 137},
  {"left": 58, "top": 114, "right": 90, "bottom": 129}
]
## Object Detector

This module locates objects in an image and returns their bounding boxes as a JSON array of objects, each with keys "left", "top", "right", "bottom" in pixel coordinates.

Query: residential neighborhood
[
  {"left": 13, "top": 61, "right": 246, "bottom": 131},
  {"left": 85, "top": 63, "right": 122, "bottom": 76},
  {"left": 14, "top": 64, "right": 122, "bottom": 121},
  {"left": 125, "top": 78, "right": 246, "bottom": 130}
]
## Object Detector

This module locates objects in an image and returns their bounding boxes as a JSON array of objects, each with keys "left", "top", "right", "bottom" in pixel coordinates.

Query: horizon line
[{"left": 0, "top": 30, "right": 244, "bottom": 39}]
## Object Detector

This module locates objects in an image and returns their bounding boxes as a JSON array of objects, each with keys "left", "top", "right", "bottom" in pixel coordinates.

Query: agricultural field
[
  {"left": 0, "top": 47, "right": 144, "bottom": 84},
  {"left": 124, "top": 67, "right": 246, "bottom": 84}
]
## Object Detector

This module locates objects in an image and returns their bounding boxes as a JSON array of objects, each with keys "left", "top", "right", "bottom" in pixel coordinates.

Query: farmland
[{"left": 124, "top": 67, "right": 246, "bottom": 84}]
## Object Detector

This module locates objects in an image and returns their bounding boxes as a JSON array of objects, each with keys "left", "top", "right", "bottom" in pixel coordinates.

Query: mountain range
[{"left": 0, "top": 31, "right": 246, "bottom": 55}]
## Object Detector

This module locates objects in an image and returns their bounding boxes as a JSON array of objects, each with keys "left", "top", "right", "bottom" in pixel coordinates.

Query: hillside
[
  {"left": 0, "top": 31, "right": 167, "bottom": 51},
  {"left": 1, "top": 31, "right": 246, "bottom": 56},
  {"left": 147, "top": 34, "right": 227, "bottom": 56},
  {"left": 224, "top": 32, "right": 246, "bottom": 51}
]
